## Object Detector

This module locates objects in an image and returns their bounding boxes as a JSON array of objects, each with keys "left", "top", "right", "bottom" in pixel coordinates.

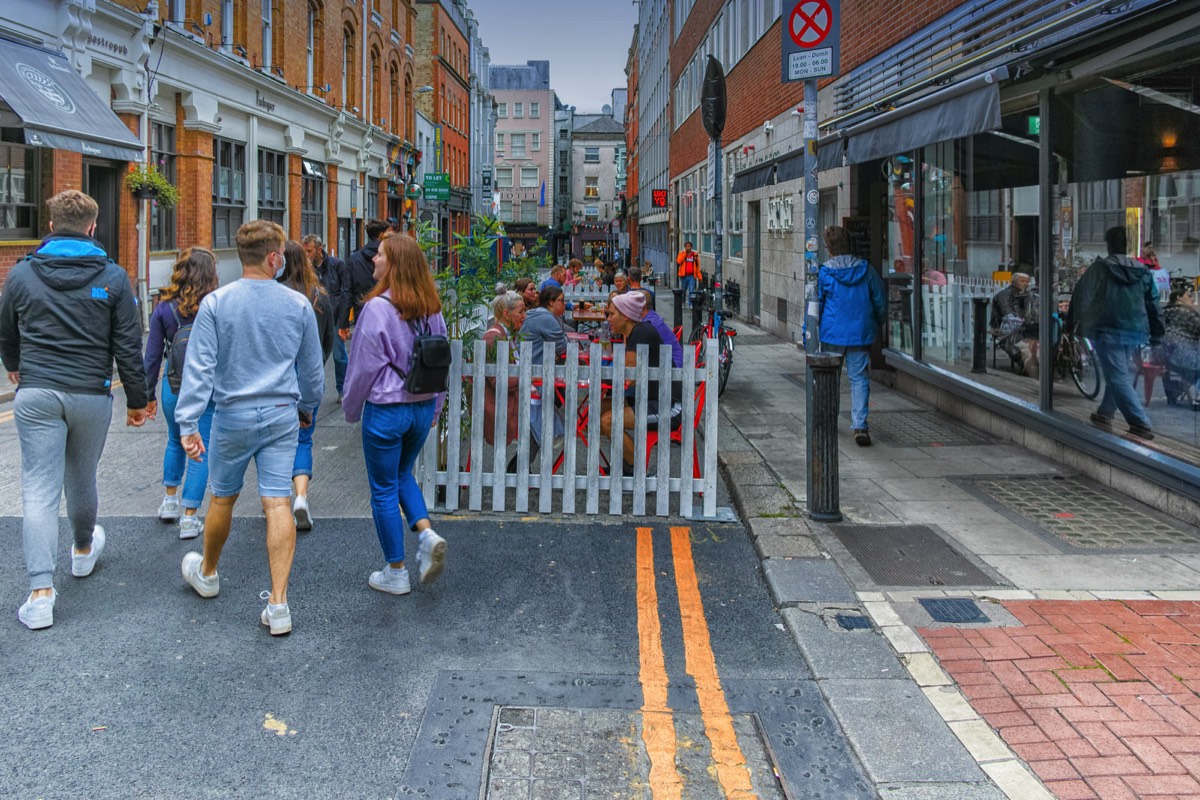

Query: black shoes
[{"left": 853, "top": 429, "right": 872, "bottom": 446}]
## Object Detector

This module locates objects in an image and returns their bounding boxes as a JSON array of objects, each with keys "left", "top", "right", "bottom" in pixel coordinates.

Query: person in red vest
[{"left": 676, "top": 241, "right": 700, "bottom": 307}]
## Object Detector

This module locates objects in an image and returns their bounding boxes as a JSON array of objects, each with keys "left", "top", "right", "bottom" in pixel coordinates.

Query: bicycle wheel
[
  {"left": 717, "top": 332, "right": 733, "bottom": 396},
  {"left": 1069, "top": 335, "right": 1101, "bottom": 399},
  {"left": 688, "top": 323, "right": 709, "bottom": 370}
]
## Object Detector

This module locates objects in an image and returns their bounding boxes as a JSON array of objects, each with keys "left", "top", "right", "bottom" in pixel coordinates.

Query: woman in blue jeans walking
[
  {"left": 342, "top": 235, "right": 448, "bottom": 595},
  {"left": 143, "top": 248, "right": 218, "bottom": 538}
]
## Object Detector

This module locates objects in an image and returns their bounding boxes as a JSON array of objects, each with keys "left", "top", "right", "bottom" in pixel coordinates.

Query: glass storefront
[{"left": 882, "top": 57, "right": 1200, "bottom": 464}]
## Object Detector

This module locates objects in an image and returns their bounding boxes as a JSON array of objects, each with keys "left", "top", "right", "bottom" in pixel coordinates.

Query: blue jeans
[
  {"left": 361, "top": 400, "right": 436, "bottom": 563},
  {"left": 1094, "top": 336, "right": 1152, "bottom": 429},
  {"left": 681, "top": 275, "right": 696, "bottom": 304},
  {"left": 293, "top": 402, "right": 319, "bottom": 478},
  {"left": 332, "top": 335, "right": 347, "bottom": 395},
  {"left": 161, "top": 376, "right": 214, "bottom": 509},
  {"left": 208, "top": 404, "right": 300, "bottom": 497},
  {"left": 830, "top": 346, "right": 871, "bottom": 430}
]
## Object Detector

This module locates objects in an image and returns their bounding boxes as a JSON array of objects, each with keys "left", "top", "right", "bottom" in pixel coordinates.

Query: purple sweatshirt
[{"left": 341, "top": 292, "right": 447, "bottom": 423}]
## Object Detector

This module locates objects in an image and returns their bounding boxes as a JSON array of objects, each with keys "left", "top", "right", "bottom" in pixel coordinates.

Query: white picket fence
[
  {"left": 413, "top": 338, "right": 721, "bottom": 518},
  {"left": 562, "top": 286, "right": 614, "bottom": 305},
  {"left": 921, "top": 279, "right": 1006, "bottom": 359}
]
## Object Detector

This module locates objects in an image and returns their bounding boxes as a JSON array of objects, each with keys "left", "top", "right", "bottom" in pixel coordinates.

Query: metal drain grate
[
  {"left": 964, "top": 475, "right": 1200, "bottom": 549},
  {"left": 919, "top": 598, "right": 990, "bottom": 624},
  {"left": 833, "top": 524, "right": 1000, "bottom": 587},
  {"left": 835, "top": 613, "right": 874, "bottom": 630},
  {"left": 853, "top": 411, "right": 995, "bottom": 447}
]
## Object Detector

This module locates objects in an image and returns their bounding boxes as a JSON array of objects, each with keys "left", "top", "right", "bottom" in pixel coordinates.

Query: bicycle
[
  {"left": 1052, "top": 321, "right": 1101, "bottom": 399},
  {"left": 687, "top": 283, "right": 736, "bottom": 396}
]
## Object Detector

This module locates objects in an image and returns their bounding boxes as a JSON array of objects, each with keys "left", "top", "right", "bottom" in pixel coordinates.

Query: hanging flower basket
[{"left": 125, "top": 163, "right": 179, "bottom": 209}]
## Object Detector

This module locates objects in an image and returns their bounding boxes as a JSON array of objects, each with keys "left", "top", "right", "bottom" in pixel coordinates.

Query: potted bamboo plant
[{"left": 125, "top": 162, "right": 179, "bottom": 208}]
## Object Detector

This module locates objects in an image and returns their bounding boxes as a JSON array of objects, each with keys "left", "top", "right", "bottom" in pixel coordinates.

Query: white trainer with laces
[
  {"left": 178, "top": 515, "right": 203, "bottom": 540},
  {"left": 259, "top": 591, "right": 292, "bottom": 635},
  {"left": 158, "top": 495, "right": 182, "bottom": 522},
  {"left": 18, "top": 589, "right": 56, "bottom": 630},
  {"left": 71, "top": 525, "right": 105, "bottom": 578},
  {"left": 368, "top": 565, "right": 411, "bottom": 595},
  {"left": 181, "top": 551, "right": 219, "bottom": 598},
  {"left": 415, "top": 529, "right": 447, "bottom": 585},
  {"left": 293, "top": 495, "right": 312, "bottom": 532}
]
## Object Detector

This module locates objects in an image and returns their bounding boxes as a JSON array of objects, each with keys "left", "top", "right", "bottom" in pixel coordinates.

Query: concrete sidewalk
[{"left": 718, "top": 323, "right": 1200, "bottom": 800}]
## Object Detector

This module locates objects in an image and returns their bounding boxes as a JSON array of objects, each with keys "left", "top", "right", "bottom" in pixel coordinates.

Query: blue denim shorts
[{"left": 208, "top": 404, "right": 300, "bottom": 497}]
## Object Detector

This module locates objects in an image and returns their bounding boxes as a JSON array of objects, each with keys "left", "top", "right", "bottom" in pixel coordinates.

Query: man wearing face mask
[{"left": 174, "top": 220, "right": 325, "bottom": 636}]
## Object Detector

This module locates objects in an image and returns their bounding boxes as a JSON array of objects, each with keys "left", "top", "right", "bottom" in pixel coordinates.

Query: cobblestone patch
[
  {"left": 965, "top": 476, "right": 1200, "bottom": 549},
  {"left": 921, "top": 599, "right": 1200, "bottom": 800},
  {"left": 484, "top": 706, "right": 786, "bottom": 799}
]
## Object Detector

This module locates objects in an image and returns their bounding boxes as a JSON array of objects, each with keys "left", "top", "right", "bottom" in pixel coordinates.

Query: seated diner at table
[
  {"left": 482, "top": 291, "right": 525, "bottom": 448},
  {"left": 521, "top": 285, "right": 570, "bottom": 365},
  {"left": 514, "top": 277, "right": 539, "bottom": 310}
]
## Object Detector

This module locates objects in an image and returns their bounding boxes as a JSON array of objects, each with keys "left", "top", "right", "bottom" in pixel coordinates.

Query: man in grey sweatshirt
[{"left": 175, "top": 220, "right": 325, "bottom": 636}]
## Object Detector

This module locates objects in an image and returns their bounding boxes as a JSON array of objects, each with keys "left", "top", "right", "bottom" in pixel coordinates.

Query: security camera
[{"left": 763, "top": 121, "right": 774, "bottom": 135}]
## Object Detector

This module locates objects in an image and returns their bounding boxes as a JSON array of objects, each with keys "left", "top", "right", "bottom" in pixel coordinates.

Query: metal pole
[
  {"left": 802, "top": 77, "right": 821, "bottom": 512},
  {"left": 972, "top": 297, "right": 989, "bottom": 373},
  {"left": 713, "top": 136, "right": 723, "bottom": 338},
  {"left": 807, "top": 351, "right": 844, "bottom": 522}
]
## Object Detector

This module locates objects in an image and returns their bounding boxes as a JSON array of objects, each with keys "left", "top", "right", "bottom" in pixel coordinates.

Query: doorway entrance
[
  {"left": 747, "top": 201, "right": 761, "bottom": 321},
  {"left": 83, "top": 161, "right": 122, "bottom": 261}
]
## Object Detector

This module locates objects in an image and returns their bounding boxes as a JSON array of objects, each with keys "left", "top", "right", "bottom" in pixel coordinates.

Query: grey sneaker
[
  {"left": 18, "top": 590, "right": 56, "bottom": 630},
  {"left": 416, "top": 529, "right": 447, "bottom": 585},
  {"left": 158, "top": 494, "right": 182, "bottom": 522},
  {"left": 71, "top": 525, "right": 105, "bottom": 578},
  {"left": 368, "top": 566, "right": 412, "bottom": 595},
  {"left": 181, "top": 552, "right": 219, "bottom": 598},
  {"left": 293, "top": 495, "right": 312, "bottom": 532},
  {"left": 259, "top": 591, "right": 292, "bottom": 635},
  {"left": 178, "top": 515, "right": 203, "bottom": 540}
]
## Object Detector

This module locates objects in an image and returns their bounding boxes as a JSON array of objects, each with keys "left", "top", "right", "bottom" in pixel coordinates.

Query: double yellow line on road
[{"left": 636, "top": 526, "right": 755, "bottom": 799}]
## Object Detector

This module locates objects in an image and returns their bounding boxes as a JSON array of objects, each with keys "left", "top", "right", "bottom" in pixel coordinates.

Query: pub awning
[
  {"left": 0, "top": 35, "right": 143, "bottom": 162},
  {"left": 730, "top": 163, "right": 775, "bottom": 194},
  {"left": 827, "top": 66, "right": 1009, "bottom": 167}
]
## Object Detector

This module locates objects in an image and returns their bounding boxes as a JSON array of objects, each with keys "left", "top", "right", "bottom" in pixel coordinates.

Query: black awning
[
  {"left": 0, "top": 36, "right": 143, "bottom": 161},
  {"left": 842, "top": 67, "right": 1008, "bottom": 166},
  {"left": 731, "top": 163, "right": 775, "bottom": 194}
]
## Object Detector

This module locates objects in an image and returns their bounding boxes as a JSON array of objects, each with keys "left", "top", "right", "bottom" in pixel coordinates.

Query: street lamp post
[{"left": 700, "top": 55, "right": 728, "bottom": 339}]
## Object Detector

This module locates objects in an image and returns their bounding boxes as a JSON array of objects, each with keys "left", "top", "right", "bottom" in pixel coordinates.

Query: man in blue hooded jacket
[{"left": 816, "top": 226, "right": 886, "bottom": 446}]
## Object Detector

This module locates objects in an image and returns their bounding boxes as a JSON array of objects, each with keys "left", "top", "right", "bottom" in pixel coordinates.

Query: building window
[
  {"left": 968, "top": 190, "right": 1002, "bottom": 243},
  {"left": 585, "top": 146, "right": 600, "bottom": 163},
  {"left": 511, "top": 133, "right": 526, "bottom": 159},
  {"left": 388, "top": 62, "right": 398, "bottom": 130},
  {"left": 496, "top": 132, "right": 504, "bottom": 152},
  {"left": 306, "top": 3, "right": 317, "bottom": 89},
  {"left": 261, "top": 0, "right": 272, "bottom": 68},
  {"left": 499, "top": 199, "right": 512, "bottom": 222},
  {"left": 584, "top": 176, "right": 599, "bottom": 199},
  {"left": 366, "top": 179, "right": 378, "bottom": 219},
  {"left": 514, "top": 102, "right": 524, "bottom": 118},
  {"left": 150, "top": 122, "right": 176, "bottom": 252},
  {"left": 220, "top": 0, "right": 233, "bottom": 50},
  {"left": 520, "top": 200, "right": 538, "bottom": 223},
  {"left": 521, "top": 166, "right": 539, "bottom": 188},
  {"left": 0, "top": 134, "right": 39, "bottom": 240},
  {"left": 559, "top": 128, "right": 567, "bottom": 140},
  {"left": 530, "top": 102, "right": 540, "bottom": 118},
  {"left": 300, "top": 160, "right": 326, "bottom": 238},
  {"left": 532, "top": 132, "right": 541, "bottom": 151},
  {"left": 559, "top": 176, "right": 568, "bottom": 195},
  {"left": 369, "top": 48, "right": 379, "bottom": 123},
  {"left": 496, "top": 167, "right": 513, "bottom": 187},
  {"left": 213, "top": 138, "right": 246, "bottom": 249},
  {"left": 168, "top": 0, "right": 185, "bottom": 22},
  {"left": 257, "top": 149, "right": 287, "bottom": 226},
  {"left": 342, "top": 26, "right": 356, "bottom": 109},
  {"left": 584, "top": 205, "right": 599, "bottom": 221},
  {"left": 498, "top": 103, "right": 507, "bottom": 118}
]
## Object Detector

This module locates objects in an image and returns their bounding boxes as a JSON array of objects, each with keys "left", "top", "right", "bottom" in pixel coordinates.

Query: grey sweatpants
[{"left": 14, "top": 388, "right": 112, "bottom": 590}]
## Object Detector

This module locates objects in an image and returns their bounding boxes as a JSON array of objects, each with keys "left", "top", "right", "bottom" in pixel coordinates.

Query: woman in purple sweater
[
  {"left": 143, "top": 247, "right": 218, "bottom": 539},
  {"left": 342, "top": 235, "right": 448, "bottom": 596}
]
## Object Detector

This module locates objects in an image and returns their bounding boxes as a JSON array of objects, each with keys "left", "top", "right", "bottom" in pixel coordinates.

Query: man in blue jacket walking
[{"left": 816, "top": 226, "right": 886, "bottom": 446}]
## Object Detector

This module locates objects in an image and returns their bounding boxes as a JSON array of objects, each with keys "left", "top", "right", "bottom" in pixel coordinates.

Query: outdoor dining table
[{"left": 570, "top": 307, "right": 607, "bottom": 335}]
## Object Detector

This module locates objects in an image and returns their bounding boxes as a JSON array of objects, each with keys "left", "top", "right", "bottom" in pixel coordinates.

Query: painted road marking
[
  {"left": 636, "top": 527, "right": 683, "bottom": 799},
  {"left": 671, "top": 525, "right": 754, "bottom": 798}
]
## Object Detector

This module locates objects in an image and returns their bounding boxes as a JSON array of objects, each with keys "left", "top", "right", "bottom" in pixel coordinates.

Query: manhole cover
[
  {"left": 919, "top": 597, "right": 990, "bottom": 624},
  {"left": 853, "top": 411, "right": 995, "bottom": 447},
  {"left": 835, "top": 614, "right": 873, "bottom": 630},
  {"left": 964, "top": 476, "right": 1200, "bottom": 549},
  {"left": 832, "top": 524, "right": 1000, "bottom": 587},
  {"left": 483, "top": 706, "right": 786, "bottom": 799}
]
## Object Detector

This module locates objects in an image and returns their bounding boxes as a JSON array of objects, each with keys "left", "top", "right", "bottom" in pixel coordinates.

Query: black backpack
[
  {"left": 166, "top": 304, "right": 193, "bottom": 393},
  {"left": 387, "top": 316, "right": 452, "bottom": 394}
]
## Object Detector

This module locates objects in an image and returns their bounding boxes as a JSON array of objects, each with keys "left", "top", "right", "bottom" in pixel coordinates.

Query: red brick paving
[{"left": 921, "top": 600, "right": 1200, "bottom": 800}]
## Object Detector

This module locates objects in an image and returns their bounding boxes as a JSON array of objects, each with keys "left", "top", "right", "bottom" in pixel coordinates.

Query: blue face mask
[{"left": 274, "top": 254, "right": 286, "bottom": 280}]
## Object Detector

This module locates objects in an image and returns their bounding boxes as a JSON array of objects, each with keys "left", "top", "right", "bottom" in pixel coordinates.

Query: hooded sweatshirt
[
  {"left": 816, "top": 255, "right": 886, "bottom": 347},
  {"left": 1067, "top": 255, "right": 1164, "bottom": 346},
  {"left": 345, "top": 238, "right": 381, "bottom": 326},
  {"left": 0, "top": 232, "right": 148, "bottom": 408}
]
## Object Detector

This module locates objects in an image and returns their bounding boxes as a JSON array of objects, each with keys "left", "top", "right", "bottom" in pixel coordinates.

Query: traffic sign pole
[{"left": 803, "top": 76, "right": 820, "bottom": 514}]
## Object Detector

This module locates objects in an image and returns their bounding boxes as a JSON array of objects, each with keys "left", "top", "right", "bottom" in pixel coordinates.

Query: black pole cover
[{"left": 701, "top": 55, "right": 727, "bottom": 141}]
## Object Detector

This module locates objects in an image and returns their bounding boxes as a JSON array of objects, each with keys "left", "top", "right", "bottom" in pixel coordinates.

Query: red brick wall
[{"left": 175, "top": 99, "right": 214, "bottom": 251}]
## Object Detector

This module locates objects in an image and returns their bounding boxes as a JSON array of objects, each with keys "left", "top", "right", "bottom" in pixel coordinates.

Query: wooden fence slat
[
  {"left": 631, "top": 344, "right": 649, "bottom": 516},
  {"left": 444, "top": 339, "right": 463, "bottom": 512},
  {"left": 608, "top": 343, "right": 626, "bottom": 516},
  {"left": 491, "top": 340, "right": 511, "bottom": 512},
  {"left": 702, "top": 338, "right": 719, "bottom": 520},
  {"left": 515, "top": 342, "right": 533, "bottom": 513},
  {"left": 585, "top": 343, "right": 602, "bottom": 515},
  {"left": 562, "top": 348, "right": 580, "bottom": 514},
  {"left": 468, "top": 340, "right": 486, "bottom": 511},
  {"left": 679, "top": 354, "right": 696, "bottom": 519},
  {"left": 655, "top": 344, "right": 672, "bottom": 517},
  {"left": 537, "top": 353, "right": 556, "bottom": 513}
]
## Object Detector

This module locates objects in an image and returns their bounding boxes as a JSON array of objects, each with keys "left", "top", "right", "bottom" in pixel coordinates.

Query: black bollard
[
  {"left": 692, "top": 295, "right": 704, "bottom": 334},
  {"left": 972, "top": 297, "right": 989, "bottom": 374},
  {"left": 672, "top": 288, "right": 684, "bottom": 331},
  {"left": 807, "top": 351, "right": 844, "bottom": 522}
]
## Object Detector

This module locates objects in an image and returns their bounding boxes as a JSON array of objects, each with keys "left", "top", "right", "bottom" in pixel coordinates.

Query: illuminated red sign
[{"left": 651, "top": 189, "right": 668, "bottom": 208}]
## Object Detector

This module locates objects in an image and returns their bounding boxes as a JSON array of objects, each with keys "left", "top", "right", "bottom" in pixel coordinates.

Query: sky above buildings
[{"left": 471, "top": 0, "right": 638, "bottom": 113}]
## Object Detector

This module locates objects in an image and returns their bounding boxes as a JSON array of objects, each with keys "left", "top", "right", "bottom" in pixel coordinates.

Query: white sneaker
[
  {"left": 293, "top": 495, "right": 312, "bottom": 532},
  {"left": 158, "top": 495, "right": 182, "bottom": 522},
  {"left": 368, "top": 566, "right": 411, "bottom": 595},
  {"left": 181, "top": 552, "right": 219, "bottom": 598},
  {"left": 259, "top": 591, "right": 292, "bottom": 635},
  {"left": 18, "top": 589, "right": 56, "bottom": 630},
  {"left": 416, "top": 529, "right": 447, "bottom": 585},
  {"left": 71, "top": 525, "right": 105, "bottom": 578},
  {"left": 178, "top": 515, "right": 203, "bottom": 540}
]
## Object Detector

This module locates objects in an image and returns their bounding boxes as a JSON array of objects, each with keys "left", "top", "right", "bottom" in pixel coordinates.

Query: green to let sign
[{"left": 424, "top": 173, "right": 450, "bottom": 201}]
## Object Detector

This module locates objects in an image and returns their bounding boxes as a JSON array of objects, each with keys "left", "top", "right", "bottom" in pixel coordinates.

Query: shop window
[
  {"left": 0, "top": 135, "right": 39, "bottom": 240},
  {"left": 300, "top": 159, "right": 326, "bottom": 238},
  {"left": 257, "top": 149, "right": 287, "bottom": 226},
  {"left": 213, "top": 137, "right": 246, "bottom": 249},
  {"left": 150, "top": 122, "right": 176, "bottom": 252}
]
